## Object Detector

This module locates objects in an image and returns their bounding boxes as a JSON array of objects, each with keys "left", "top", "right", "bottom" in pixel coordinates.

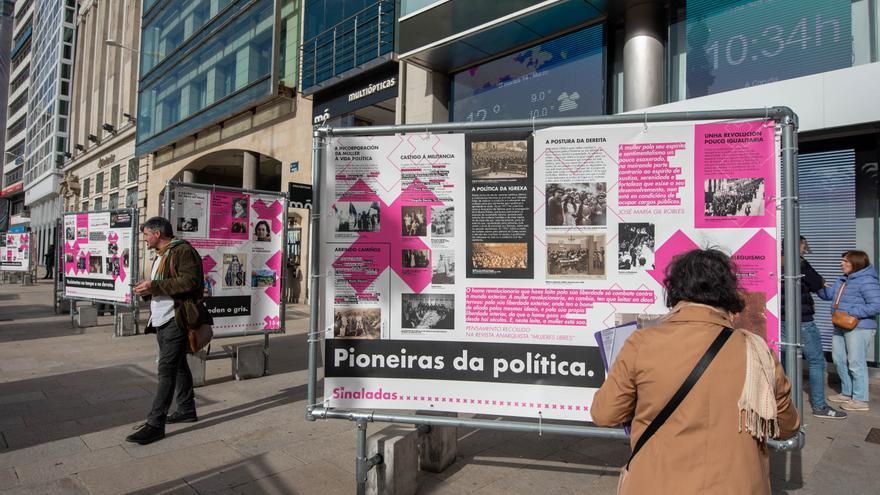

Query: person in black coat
[{"left": 781, "top": 236, "right": 845, "bottom": 419}]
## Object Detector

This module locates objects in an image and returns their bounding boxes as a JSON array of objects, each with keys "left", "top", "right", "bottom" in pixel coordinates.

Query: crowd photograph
[
  {"left": 546, "top": 234, "right": 605, "bottom": 279},
  {"left": 402, "top": 249, "right": 430, "bottom": 268},
  {"left": 431, "top": 205, "right": 454, "bottom": 237},
  {"left": 432, "top": 250, "right": 455, "bottom": 284},
  {"left": 335, "top": 201, "right": 381, "bottom": 232},
  {"left": 704, "top": 178, "right": 765, "bottom": 217},
  {"left": 471, "top": 242, "right": 528, "bottom": 270},
  {"left": 617, "top": 223, "right": 655, "bottom": 271},
  {"left": 545, "top": 182, "right": 607, "bottom": 226},
  {"left": 402, "top": 206, "right": 428, "bottom": 236},
  {"left": 333, "top": 307, "right": 382, "bottom": 338},
  {"left": 471, "top": 140, "right": 529, "bottom": 179},
  {"left": 401, "top": 293, "right": 455, "bottom": 330}
]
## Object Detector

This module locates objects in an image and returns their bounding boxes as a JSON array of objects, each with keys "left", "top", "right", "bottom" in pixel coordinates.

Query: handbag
[
  {"left": 187, "top": 323, "right": 213, "bottom": 354},
  {"left": 831, "top": 282, "right": 859, "bottom": 331},
  {"left": 617, "top": 327, "right": 734, "bottom": 493}
]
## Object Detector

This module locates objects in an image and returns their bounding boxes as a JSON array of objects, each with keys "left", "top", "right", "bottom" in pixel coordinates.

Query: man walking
[
  {"left": 126, "top": 217, "right": 212, "bottom": 445},
  {"left": 43, "top": 244, "right": 55, "bottom": 279},
  {"left": 782, "top": 236, "right": 846, "bottom": 419}
]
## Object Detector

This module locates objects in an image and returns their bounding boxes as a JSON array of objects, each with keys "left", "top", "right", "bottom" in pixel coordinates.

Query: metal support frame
[
  {"left": 164, "top": 180, "right": 288, "bottom": 377},
  {"left": 306, "top": 108, "right": 806, "bottom": 488}
]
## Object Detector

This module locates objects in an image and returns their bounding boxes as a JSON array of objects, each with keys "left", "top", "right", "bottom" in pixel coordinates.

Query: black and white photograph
[
  {"left": 546, "top": 234, "right": 605, "bottom": 279},
  {"left": 431, "top": 206, "right": 454, "bottom": 237},
  {"left": 402, "top": 249, "right": 430, "bottom": 269},
  {"left": 108, "top": 242, "right": 119, "bottom": 255},
  {"left": 401, "top": 293, "right": 454, "bottom": 330},
  {"left": 177, "top": 217, "right": 199, "bottom": 233},
  {"left": 122, "top": 248, "right": 130, "bottom": 268},
  {"left": 471, "top": 140, "right": 528, "bottom": 179},
  {"left": 618, "top": 223, "right": 655, "bottom": 271},
  {"left": 105, "top": 257, "right": 120, "bottom": 277},
  {"left": 231, "top": 221, "right": 247, "bottom": 234},
  {"left": 76, "top": 256, "right": 87, "bottom": 270},
  {"left": 65, "top": 227, "right": 75, "bottom": 240},
  {"left": 76, "top": 228, "right": 88, "bottom": 238},
  {"left": 472, "top": 242, "right": 528, "bottom": 270},
  {"left": 545, "top": 183, "right": 607, "bottom": 226},
  {"left": 704, "top": 178, "right": 765, "bottom": 217},
  {"left": 231, "top": 198, "right": 248, "bottom": 218},
  {"left": 334, "top": 201, "right": 380, "bottom": 232},
  {"left": 334, "top": 307, "right": 381, "bottom": 339},
  {"left": 401, "top": 206, "right": 427, "bottom": 236},
  {"left": 222, "top": 253, "right": 247, "bottom": 287},
  {"left": 431, "top": 250, "right": 455, "bottom": 284}
]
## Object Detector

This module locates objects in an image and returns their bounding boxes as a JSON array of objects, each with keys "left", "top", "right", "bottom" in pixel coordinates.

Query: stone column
[
  {"left": 182, "top": 169, "right": 196, "bottom": 183},
  {"left": 242, "top": 151, "right": 258, "bottom": 189},
  {"left": 623, "top": 0, "right": 664, "bottom": 112}
]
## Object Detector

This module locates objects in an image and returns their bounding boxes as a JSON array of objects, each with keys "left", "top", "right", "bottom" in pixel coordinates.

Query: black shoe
[
  {"left": 125, "top": 423, "right": 165, "bottom": 444},
  {"left": 166, "top": 410, "right": 198, "bottom": 423}
]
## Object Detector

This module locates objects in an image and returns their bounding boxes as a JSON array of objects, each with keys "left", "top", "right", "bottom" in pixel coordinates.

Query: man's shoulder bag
[
  {"left": 617, "top": 327, "right": 734, "bottom": 493},
  {"left": 167, "top": 248, "right": 214, "bottom": 353},
  {"left": 831, "top": 282, "right": 859, "bottom": 331}
]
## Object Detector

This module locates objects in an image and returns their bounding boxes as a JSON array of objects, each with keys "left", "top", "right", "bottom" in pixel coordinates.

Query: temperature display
[
  {"left": 452, "top": 25, "right": 604, "bottom": 122},
  {"left": 686, "top": 0, "right": 851, "bottom": 98}
]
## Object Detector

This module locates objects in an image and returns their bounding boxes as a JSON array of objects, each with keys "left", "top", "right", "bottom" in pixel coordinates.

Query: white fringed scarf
[{"left": 738, "top": 330, "right": 780, "bottom": 443}]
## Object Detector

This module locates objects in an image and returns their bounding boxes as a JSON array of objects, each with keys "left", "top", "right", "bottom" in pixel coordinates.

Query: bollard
[
  {"left": 187, "top": 350, "right": 207, "bottom": 387},
  {"left": 366, "top": 426, "right": 418, "bottom": 495},
  {"left": 416, "top": 410, "right": 458, "bottom": 473},
  {"left": 76, "top": 306, "right": 98, "bottom": 327},
  {"left": 232, "top": 342, "right": 265, "bottom": 380}
]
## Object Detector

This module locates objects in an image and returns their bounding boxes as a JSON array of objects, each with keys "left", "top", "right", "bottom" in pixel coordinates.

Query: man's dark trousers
[{"left": 147, "top": 318, "right": 196, "bottom": 427}]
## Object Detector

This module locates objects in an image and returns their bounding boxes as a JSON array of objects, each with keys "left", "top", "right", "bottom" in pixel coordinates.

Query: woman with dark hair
[
  {"left": 817, "top": 250, "right": 880, "bottom": 412},
  {"left": 591, "top": 248, "right": 799, "bottom": 494},
  {"left": 254, "top": 221, "right": 271, "bottom": 242}
]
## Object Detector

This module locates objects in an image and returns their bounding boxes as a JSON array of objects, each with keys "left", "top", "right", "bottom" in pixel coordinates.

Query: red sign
[{"left": 1, "top": 182, "right": 22, "bottom": 197}]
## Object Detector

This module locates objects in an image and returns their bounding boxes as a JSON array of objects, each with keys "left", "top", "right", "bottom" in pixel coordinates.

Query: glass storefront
[{"left": 450, "top": 23, "right": 605, "bottom": 122}]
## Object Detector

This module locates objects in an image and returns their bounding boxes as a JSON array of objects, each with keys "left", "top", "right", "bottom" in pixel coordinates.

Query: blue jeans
[
  {"left": 831, "top": 327, "right": 876, "bottom": 402},
  {"left": 781, "top": 320, "right": 828, "bottom": 410}
]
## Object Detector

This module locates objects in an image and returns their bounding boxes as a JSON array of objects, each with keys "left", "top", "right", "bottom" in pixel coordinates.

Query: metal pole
[
  {"left": 306, "top": 127, "right": 324, "bottom": 420},
  {"left": 780, "top": 112, "right": 805, "bottom": 445},
  {"left": 132, "top": 209, "right": 141, "bottom": 335},
  {"left": 356, "top": 417, "right": 368, "bottom": 495},
  {"left": 325, "top": 107, "right": 796, "bottom": 137},
  {"left": 263, "top": 332, "right": 270, "bottom": 376}
]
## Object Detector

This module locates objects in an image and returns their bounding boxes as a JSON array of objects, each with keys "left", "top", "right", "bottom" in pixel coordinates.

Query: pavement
[{"left": 1, "top": 280, "right": 879, "bottom": 494}]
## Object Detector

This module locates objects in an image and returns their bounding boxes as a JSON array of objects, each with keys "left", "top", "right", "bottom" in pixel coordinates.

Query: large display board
[
  {"left": 1, "top": 232, "right": 31, "bottom": 272},
  {"left": 167, "top": 183, "right": 286, "bottom": 337},
  {"left": 321, "top": 120, "right": 781, "bottom": 421},
  {"left": 62, "top": 210, "right": 137, "bottom": 303}
]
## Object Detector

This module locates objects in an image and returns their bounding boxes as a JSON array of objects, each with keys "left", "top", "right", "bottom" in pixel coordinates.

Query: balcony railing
[{"left": 300, "top": 0, "right": 394, "bottom": 92}]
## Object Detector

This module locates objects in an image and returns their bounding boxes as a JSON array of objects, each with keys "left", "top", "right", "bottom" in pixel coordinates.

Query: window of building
[
  {"left": 125, "top": 187, "right": 138, "bottom": 208},
  {"left": 82, "top": 177, "right": 90, "bottom": 197},
  {"left": 81, "top": 201, "right": 88, "bottom": 212},
  {"left": 109, "top": 192, "right": 119, "bottom": 210},
  {"left": 95, "top": 172, "right": 104, "bottom": 193},
  {"left": 128, "top": 158, "right": 138, "bottom": 183},
  {"left": 140, "top": 0, "right": 235, "bottom": 75},
  {"left": 110, "top": 165, "right": 120, "bottom": 189},
  {"left": 94, "top": 197, "right": 103, "bottom": 210}
]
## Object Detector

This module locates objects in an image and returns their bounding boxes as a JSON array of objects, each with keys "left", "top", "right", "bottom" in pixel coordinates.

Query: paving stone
[
  {"left": 0, "top": 436, "right": 88, "bottom": 469},
  {"left": 184, "top": 450, "right": 305, "bottom": 493},
  {"left": 13, "top": 445, "right": 131, "bottom": 486},
  {"left": 230, "top": 461, "right": 352, "bottom": 495},
  {"left": 78, "top": 440, "right": 243, "bottom": 495},
  {"left": 0, "top": 466, "right": 19, "bottom": 490},
  {"left": 0, "top": 391, "right": 46, "bottom": 406},
  {"left": 0, "top": 476, "right": 89, "bottom": 495}
]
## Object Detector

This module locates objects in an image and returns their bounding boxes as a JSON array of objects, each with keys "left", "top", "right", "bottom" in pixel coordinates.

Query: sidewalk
[{"left": 0, "top": 280, "right": 878, "bottom": 494}]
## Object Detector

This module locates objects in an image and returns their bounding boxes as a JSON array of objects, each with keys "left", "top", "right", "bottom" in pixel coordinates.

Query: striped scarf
[
  {"left": 153, "top": 238, "right": 184, "bottom": 281},
  {"left": 738, "top": 330, "right": 780, "bottom": 443}
]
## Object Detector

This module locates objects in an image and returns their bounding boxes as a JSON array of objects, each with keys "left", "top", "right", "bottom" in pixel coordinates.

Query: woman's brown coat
[{"left": 591, "top": 303, "right": 800, "bottom": 494}]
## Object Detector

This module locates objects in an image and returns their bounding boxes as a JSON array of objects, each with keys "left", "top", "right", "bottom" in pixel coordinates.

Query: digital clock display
[
  {"left": 686, "top": 0, "right": 852, "bottom": 98},
  {"left": 451, "top": 24, "right": 604, "bottom": 123}
]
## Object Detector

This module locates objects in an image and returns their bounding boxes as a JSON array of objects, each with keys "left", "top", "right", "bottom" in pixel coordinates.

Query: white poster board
[
  {"left": 169, "top": 184, "right": 286, "bottom": 337},
  {"left": 321, "top": 120, "right": 782, "bottom": 421},
  {"left": 1, "top": 232, "right": 31, "bottom": 272},
  {"left": 62, "top": 210, "right": 136, "bottom": 303}
]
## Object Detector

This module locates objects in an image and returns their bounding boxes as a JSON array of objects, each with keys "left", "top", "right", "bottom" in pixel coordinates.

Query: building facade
[
  {"left": 0, "top": 0, "right": 15, "bottom": 230},
  {"left": 20, "top": 0, "right": 76, "bottom": 264},
  {"left": 137, "top": 0, "right": 310, "bottom": 302},
  {"left": 62, "top": 0, "right": 143, "bottom": 247},
  {"left": 2, "top": 0, "right": 33, "bottom": 231},
  {"left": 394, "top": 0, "right": 880, "bottom": 360}
]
